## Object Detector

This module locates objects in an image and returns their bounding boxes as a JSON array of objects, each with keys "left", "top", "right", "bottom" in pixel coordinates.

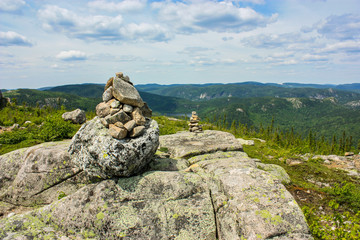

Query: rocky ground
[{"left": 0, "top": 130, "right": 313, "bottom": 240}]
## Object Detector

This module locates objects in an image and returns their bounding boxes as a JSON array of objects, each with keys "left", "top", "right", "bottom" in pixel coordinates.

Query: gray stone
[
  {"left": 112, "top": 78, "right": 144, "bottom": 107},
  {"left": 105, "top": 110, "right": 131, "bottom": 124},
  {"left": 68, "top": 117, "right": 159, "bottom": 178},
  {"left": 132, "top": 107, "right": 146, "bottom": 126},
  {"left": 123, "top": 104, "right": 133, "bottom": 113},
  {"left": 61, "top": 109, "right": 86, "bottom": 124},
  {"left": 159, "top": 130, "right": 243, "bottom": 158},
  {"left": 124, "top": 119, "right": 136, "bottom": 132},
  {"left": 96, "top": 102, "right": 110, "bottom": 118},
  {"left": 102, "top": 86, "right": 113, "bottom": 102},
  {"left": 110, "top": 100, "right": 120, "bottom": 108},
  {"left": 100, "top": 117, "right": 109, "bottom": 127},
  {"left": 130, "top": 126, "right": 145, "bottom": 138}
]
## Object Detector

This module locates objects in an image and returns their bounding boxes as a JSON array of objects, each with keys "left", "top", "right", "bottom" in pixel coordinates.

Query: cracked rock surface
[{"left": 0, "top": 130, "right": 312, "bottom": 240}]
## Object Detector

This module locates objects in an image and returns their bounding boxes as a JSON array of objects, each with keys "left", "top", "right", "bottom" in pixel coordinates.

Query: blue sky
[{"left": 1, "top": 0, "right": 359, "bottom": 89}]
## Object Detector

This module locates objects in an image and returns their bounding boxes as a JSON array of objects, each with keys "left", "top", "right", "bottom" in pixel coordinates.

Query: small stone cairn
[
  {"left": 189, "top": 111, "right": 203, "bottom": 133},
  {"left": 96, "top": 72, "right": 152, "bottom": 140}
]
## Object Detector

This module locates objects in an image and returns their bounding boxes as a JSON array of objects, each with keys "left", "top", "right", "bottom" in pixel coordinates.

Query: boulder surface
[
  {"left": 68, "top": 117, "right": 159, "bottom": 179},
  {"left": 61, "top": 108, "right": 86, "bottom": 124},
  {"left": 0, "top": 130, "right": 312, "bottom": 240}
]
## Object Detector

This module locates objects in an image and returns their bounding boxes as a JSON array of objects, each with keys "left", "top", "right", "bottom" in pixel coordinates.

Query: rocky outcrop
[
  {"left": 0, "top": 141, "right": 87, "bottom": 216},
  {"left": 0, "top": 130, "right": 312, "bottom": 239},
  {"left": 69, "top": 117, "right": 159, "bottom": 179},
  {"left": 61, "top": 108, "right": 86, "bottom": 124},
  {"left": 0, "top": 90, "right": 9, "bottom": 108}
]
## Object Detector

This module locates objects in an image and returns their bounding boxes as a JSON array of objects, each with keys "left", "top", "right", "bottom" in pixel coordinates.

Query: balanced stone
[
  {"left": 124, "top": 119, "right": 136, "bottom": 132},
  {"left": 108, "top": 124, "right": 127, "bottom": 140},
  {"left": 104, "top": 77, "right": 113, "bottom": 90},
  {"left": 110, "top": 100, "right": 120, "bottom": 108},
  {"left": 110, "top": 108, "right": 120, "bottom": 115},
  {"left": 123, "top": 104, "right": 133, "bottom": 113},
  {"left": 112, "top": 78, "right": 144, "bottom": 107},
  {"left": 96, "top": 102, "right": 110, "bottom": 118},
  {"left": 130, "top": 126, "right": 145, "bottom": 138},
  {"left": 106, "top": 110, "right": 131, "bottom": 124},
  {"left": 103, "top": 86, "right": 113, "bottom": 102},
  {"left": 132, "top": 107, "right": 146, "bottom": 126}
]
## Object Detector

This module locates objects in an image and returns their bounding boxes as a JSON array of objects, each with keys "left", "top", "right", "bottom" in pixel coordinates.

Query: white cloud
[
  {"left": 152, "top": 1, "right": 277, "bottom": 34},
  {"left": 0, "top": 31, "right": 33, "bottom": 47},
  {"left": 319, "top": 41, "right": 360, "bottom": 54},
  {"left": 0, "top": 0, "right": 25, "bottom": 12},
  {"left": 88, "top": 0, "right": 146, "bottom": 12},
  {"left": 38, "top": 5, "right": 170, "bottom": 42},
  {"left": 315, "top": 14, "right": 360, "bottom": 40},
  {"left": 242, "top": 32, "right": 313, "bottom": 49},
  {"left": 56, "top": 50, "right": 88, "bottom": 61}
]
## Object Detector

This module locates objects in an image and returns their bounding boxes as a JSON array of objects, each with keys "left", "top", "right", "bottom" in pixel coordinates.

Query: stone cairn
[
  {"left": 96, "top": 72, "right": 152, "bottom": 140},
  {"left": 189, "top": 111, "right": 203, "bottom": 133}
]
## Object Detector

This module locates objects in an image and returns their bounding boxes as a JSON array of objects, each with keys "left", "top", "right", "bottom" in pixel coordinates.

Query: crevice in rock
[
  {"left": 31, "top": 170, "right": 83, "bottom": 197},
  {"left": 209, "top": 189, "right": 219, "bottom": 240},
  {"left": 24, "top": 167, "right": 73, "bottom": 174}
]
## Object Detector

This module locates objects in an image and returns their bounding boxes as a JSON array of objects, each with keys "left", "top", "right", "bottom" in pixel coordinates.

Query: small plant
[{"left": 58, "top": 191, "right": 67, "bottom": 200}]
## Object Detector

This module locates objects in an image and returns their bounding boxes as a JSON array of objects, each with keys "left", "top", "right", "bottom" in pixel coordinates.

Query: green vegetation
[{"left": 0, "top": 105, "right": 85, "bottom": 155}]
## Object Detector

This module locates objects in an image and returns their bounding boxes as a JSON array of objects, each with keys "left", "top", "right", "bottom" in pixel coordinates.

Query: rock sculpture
[
  {"left": 68, "top": 72, "right": 159, "bottom": 179},
  {"left": 95, "top": 72, "right": 152, "bottom": 140},
  {"left": 189, "top": 111, "right": 203, "bottom": 132}
]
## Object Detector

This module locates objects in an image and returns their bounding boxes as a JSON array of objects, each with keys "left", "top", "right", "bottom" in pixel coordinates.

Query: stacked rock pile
[
  {"left": 189, "top": 111, "right": 203, "bottom": 133},
  {"left": 95, "top": 72, "right": 152, "bottom": 140}
]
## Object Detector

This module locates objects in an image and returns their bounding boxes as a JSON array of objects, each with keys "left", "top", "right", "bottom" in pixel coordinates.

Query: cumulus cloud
[
  {"left": 38, "top": 5, "right": 170, "bottom": 42},
  {"left": 56, "top": 50, "right": 88, "bottom": 61},
  {"left": 152, "top": 1, "right": 277, "bottom": 34},
  {"left": 0, "top": 31, "right": 33, "bottom": 47},
  {"left": 315, "top": 14, "right": 360, "bottom": 40},
  {"left": 88, "top": 0, "right": 146, "bottom": 12},
  {"left": 0, "top": 0, "right": 25, "bottom": 12},
  {"left": 242, "top": 32, "right": 313, "bottom": 49}
]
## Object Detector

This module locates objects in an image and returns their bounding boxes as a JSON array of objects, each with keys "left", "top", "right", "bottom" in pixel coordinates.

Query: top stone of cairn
[{"left": 112, "top": 72, "right": 144, "bottom": 107}]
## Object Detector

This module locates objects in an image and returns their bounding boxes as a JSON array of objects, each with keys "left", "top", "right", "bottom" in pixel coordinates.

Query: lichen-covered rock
[
  {"left": 159, "top": 130, "right": 243, "bottom": 158},
  {"left": 102, "top": 86, "right": 113, "bottom": 102},
  {"left": 96, "top": 102, "right": 110, "bottom": 118},
  {"left": 61, "top": 108, "right": 86, "bottom": 124},
  {"left": 68, "top": 117, "right": 159, "bottom": 178},
  {"left": 0, "top": 172, "right": 216, "bottom": 240},
  {"left": 0, "top": 141, "right": 86, "bottom": 216}
]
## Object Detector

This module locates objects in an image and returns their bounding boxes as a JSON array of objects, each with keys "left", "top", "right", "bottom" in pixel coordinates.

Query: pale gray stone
[
  {"left": 123, "top": 104, "right": 133, "bottom": 113},
  {"left": 102, "top": 86, "right": 113, "bottom": 102},
  {"left": 110, "top": 100, "right": 120, "bottom": 108},
  {"left": 112, "top": 78, "right": 144, "bottom": 107},
  {"left": 61, "top": 109, "right": 86, "bottom": 124}
]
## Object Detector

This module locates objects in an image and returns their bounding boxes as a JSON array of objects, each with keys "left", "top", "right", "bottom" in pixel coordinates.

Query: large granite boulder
[
  {"left": 68, "top": 117, "right": 159, "bottom": 179},
  {"left": 61, "top": 108, "right": 86, "bottom": 124},
  {"left": 0, "top": 130, "right": 312, "bottom": 239}
]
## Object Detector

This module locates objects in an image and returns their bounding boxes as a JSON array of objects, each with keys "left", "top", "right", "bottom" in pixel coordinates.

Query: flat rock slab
[
  {"left": 159, "top": 130, "right": 243, "bottom": 158},
  {"left": 0, "top": 141, "right": 86, "bottom": 215}
]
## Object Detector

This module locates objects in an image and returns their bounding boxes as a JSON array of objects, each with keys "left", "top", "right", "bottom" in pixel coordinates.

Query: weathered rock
[
  {"left": 140, "top": 102, "right": 152, "bottom": 118},
  {"left": 102, "top": 86, "right": 113, "bottom": 102},
  {"left": 104, "top": 77, "right": 113, "bottom": 90},
  {"left": 115, "top": 72, "right": 123, "bottom": 78},
  {"left": 100, "top": 117, "right": 109, "bottom": 127},
  {"left": 114, "top": 122, "right": 124, "bottom": 128},
  {"left": 112, "top": 78, "right": 144, "bottom": 107},
  {"left": 132, "top": 107, "right": 146, "bottom": 126},
  {"left": 130, "top": 126, "right": 145, "bottom": 138},
  {"left": 0, "top": 141, "right": 86, "bottom": 215},
  {"left": 159, "top": 130, "right": 243, "bottom": 158},
  {"left": 123, "top": 119, "right": 136, "bottom": 132},
  {"left": 68, "top": 117, "right": 159, "bottom": 178},
  {"left": 110, "top": 108, "right": 120, "bottom": 115},
  {"left": 123, "top": 104, "right": 133, "bottom": 113},
  {"left": 61, "top": 109, "right": 86, "bottom": 124},
  {"left": 108, "top": 124, "right": 128, "bottom": 139},
  {"left": 96, "top": 102, "right": 110, "bottom": 118},
  {"left": 0, "top": 172, "right": 215, "bottom": 239},
  {"left": 105, "top": 110, "right": 131, "bottom": 124}
]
